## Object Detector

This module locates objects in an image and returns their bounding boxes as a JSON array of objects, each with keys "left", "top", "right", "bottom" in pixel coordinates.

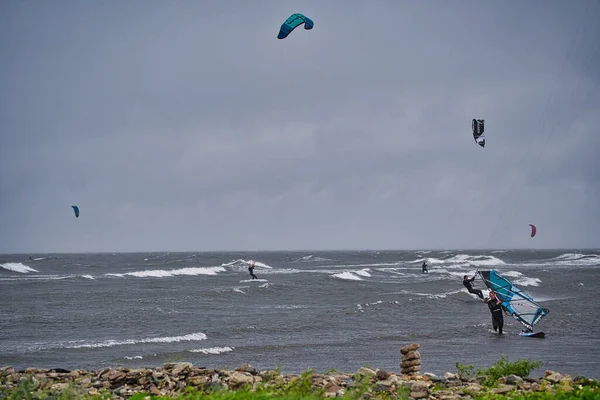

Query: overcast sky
[{"left": 1, "top": 0, "right": 599, "bottom": 253}]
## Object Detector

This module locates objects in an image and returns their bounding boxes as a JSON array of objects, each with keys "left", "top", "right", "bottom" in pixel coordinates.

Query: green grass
[{"left": 456, "top": 354, "right": 544, "bottom": 386}]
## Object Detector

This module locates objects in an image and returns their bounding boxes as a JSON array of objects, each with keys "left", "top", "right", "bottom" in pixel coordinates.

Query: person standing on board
[
  {"left": 422, "top": 260, "right": 428, "bottom": 273},
  {"left": 248, "top": 261, "right": 258, "bottom": 280},
  {"left": 463, "top": 274, "right": 484, "bottom": 299}
]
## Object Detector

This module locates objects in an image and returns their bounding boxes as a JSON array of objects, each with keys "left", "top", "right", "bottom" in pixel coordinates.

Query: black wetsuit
[
  {"left": 422, "top": 262, "right": 428, "bottom": 273},
  {"left": 485, "top": 298, "right": 505, "bottom": 334},
  {"left": 248, "top": 266, "right": 258, "bottom": 280},
  {"left": 463, "top": 276, "right": 484, "bottom": 299}
]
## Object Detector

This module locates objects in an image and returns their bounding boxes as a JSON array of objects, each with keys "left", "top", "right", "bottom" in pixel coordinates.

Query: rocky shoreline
[{"left": 1, "top": 344, "right": 597, "bottom": 399}]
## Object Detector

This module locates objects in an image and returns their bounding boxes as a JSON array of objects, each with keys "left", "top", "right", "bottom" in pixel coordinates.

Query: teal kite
[
  {"left": 277, "top": 13, "right": 314, "bottom": 39},
  {"left": 72, "top": 205, "right": 79, "bottom": 218}
]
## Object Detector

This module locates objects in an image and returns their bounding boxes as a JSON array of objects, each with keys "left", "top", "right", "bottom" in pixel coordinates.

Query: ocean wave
[
  {"left": 189, "top": 346, "right": 233, "bottom": 355},
  {"left": 105, "top": 266, "right": 226, "bottom": 278},
  {"left": 356, "top": 300, "right": 400, "bottom": 312},
  {"left": 1, "top": 263, "right": 39, "bottom": 274},
  {"left": 62, "top": 332, "right": 207, "bottom": 349},
  {"left": 412, "top": 254, "right": 505, "bottom": 267},
  {"left": 332, "top": 272, "right": 363, "bottom": 281},
  {"left": 501, "top": 271, "right": 523, "bottom": 278},
  {"left": 399, "top": 289, "right": 465, "bottom": 299},
  {"left": 354, "top": 268, "right": 372, "bottom": 277},
  {"left": 551, "top": 253, "right": 600, "bottom": 265},
  {"left": 514, "top": 277, "right": 541, "bottom": 287},
  {"left": 293, "top": 255, "right": 334, "bottom": 263}
]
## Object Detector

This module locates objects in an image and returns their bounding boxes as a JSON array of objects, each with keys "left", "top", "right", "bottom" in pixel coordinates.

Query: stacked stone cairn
[{"left": 400, "top": 343, "right": 421, "bottom": 377}]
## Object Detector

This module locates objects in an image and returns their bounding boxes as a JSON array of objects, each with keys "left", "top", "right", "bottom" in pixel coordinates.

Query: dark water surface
[{"left": 1, "top": 250, "right": 599, "bottom": 379}]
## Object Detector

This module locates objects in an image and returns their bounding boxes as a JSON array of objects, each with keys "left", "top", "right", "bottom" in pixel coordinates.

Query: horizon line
[{"left": 1, "top": 247, "right": 599, "bottom": 256}]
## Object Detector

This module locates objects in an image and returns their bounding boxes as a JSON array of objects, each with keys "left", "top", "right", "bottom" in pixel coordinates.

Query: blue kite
[
  {"left": 72, "top": 205, "right": 80, "bottom": 218},
  {"left": 277, "top": 13, "right": 314, "bottom": 39}
]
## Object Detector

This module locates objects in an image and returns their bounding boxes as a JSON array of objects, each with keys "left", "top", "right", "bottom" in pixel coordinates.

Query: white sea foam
[
  {"left": 501, "top": 271, "right": 523, "bottom": 278},
  {"left": 1, "top": 263, "right": 39, "bottom": 274},
  {"left": 81, "top": 275, "right": 95, "bottom": 280},
  {"left": 190, "top": 346, "right": 234, "bottom": 354},
  {"left": 63, "top": 332, "right": 207, "bottom": 349},
  {"left": 294, "top": 255, "right": 333, "bottom": 262},
  {"left": 514, "top": 277, "right": 541, "bottom": 287},
  {"left": 332, "top": 272, "right": 363, "bottom": 281},
  {"left": 105, "top": 266, "right": 226, "bottom": 278}
]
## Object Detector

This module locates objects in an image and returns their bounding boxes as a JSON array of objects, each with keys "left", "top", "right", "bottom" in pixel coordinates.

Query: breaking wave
[
  {"left": 62, "top": 332, "right": 207, "bottom": 349},
  {"left": 415, "top": 254, "right": 505, "bottom": 267},
  {"left": 1, "top": 263, "right": 39, "bottom": 274},
  {"left": 189, "top": 346, "right": 234, "bottom": 355},
  {"left": 106, "top": 266, "right": 226, "bottom": 278}
]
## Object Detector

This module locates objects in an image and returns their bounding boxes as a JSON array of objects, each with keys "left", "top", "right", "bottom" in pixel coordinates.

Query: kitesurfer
[
  {"left": 463, "top": 274, "right": 484, "bottom": 299},
  {"left": 248, "top": 261, "right": 258, "bottom": 280},
  {"left": 422, "top": 260, "right": 428, "bottom": 273},
  {"left": 483, "top": 291, "right": 509, "bottom": 334}
]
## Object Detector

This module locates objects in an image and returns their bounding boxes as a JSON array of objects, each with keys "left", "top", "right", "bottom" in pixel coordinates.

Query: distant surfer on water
[
  {"left": 483, "top": 291, "right": 509, "bottom": 334},
  {"left": 248, "top": 261, "right": 258, "bottom": 280},
  {"left": 421, "top": 260, "right": 428, "bottom": 273},
  {"left": 463, "top": 274, "right": 484, "bottom": 299}
]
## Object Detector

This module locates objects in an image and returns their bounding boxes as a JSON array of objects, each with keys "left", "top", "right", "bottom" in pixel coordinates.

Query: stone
[
  {"left": 228, "top": 371, "right": 254, "bottom": 387},
  {"left": 376, "top": 370, "right": 390, "bottom": 380},
  {"left": 492, "top": 384, "right": 515, "bottom": 394},
  {"left": 409, "top": 381, "right": 429, "bottom": 393},
  {"left": 188, "top": 376, "right": 209, "bottom": 386},
  {"left": 357, "top": 367, "right": 376, "bottom": 376},
  {"left": 401, "top": 365, "right": 421, "bottom": 374},
  {"left": 324, "top": 381, "right": 341, "bottom": 393},
  {"left": 410, "top": 390, "right": 428, "bottom": 399},
  {"left": 402, "top": 350, "right": 421, "bottom": 361},
  {"left": 443, "top": 372, "right": 459, "bottom": 380},
  {"left": 545, "top": 372, "right": 563, "bottom": 383},
  {"left": 401, "top": 359, "right": 421, "bottom": 368},
  {"left": 400, "top": 343, "right": 420, "bottom": 354},
  {"left": 235, "top": 363, "right": 258, "bottom": 375},
  {"left": 171, "top": 362, "right": 193, "bottom": 376},
  {"left": 506, "top": 374, "right": 524, "bottom": 385}
]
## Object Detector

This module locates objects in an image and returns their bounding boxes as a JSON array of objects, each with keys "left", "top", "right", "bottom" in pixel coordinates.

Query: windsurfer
[
  {"left": 483, "top": 291, "right": 510, "bottom": 334},
  {"left": 422, "top": 260, "right": 428, "bottom": 273},
  {"left": 463, "top": 274, "right": 484, "bottom": 299}
]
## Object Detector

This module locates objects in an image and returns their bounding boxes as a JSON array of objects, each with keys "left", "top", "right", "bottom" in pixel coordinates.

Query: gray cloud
[{"left": 1, "top": 0, "right": 599, "bottom": 253}]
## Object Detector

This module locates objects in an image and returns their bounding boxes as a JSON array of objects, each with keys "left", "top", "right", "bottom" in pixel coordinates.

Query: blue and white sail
[{"left": 477, "top": 269, "right": 549, "bottom": 330}]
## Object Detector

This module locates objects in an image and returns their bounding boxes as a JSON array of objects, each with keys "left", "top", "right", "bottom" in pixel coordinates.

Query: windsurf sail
[
  {"left": 477, "top": 269, "right": 549, "bottom": 330},
  {"left": 472, "top": 119, "right": 485, "bottom": 147}
]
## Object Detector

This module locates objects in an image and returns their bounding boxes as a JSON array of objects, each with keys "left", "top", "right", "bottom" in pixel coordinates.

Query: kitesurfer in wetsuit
[
  {"left": 463, "top": 274, "right": 484, "bottom": 299},
  {"left": 248, "top": 261, "right": 258, "bottom": 280},
  {"left": 483, "top": 291, "right": 509, "bottom": 334},
  {"left": 422, "top": 260, "right": 428, "bottom": 273}
]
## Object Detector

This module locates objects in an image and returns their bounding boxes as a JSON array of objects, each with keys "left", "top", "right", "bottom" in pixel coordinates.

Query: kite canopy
[
  {"left": 529, "top": 224, "right": 536, "bottom": 237},
  {"left": 472, "top": 119, "right": 485, "bottom": 147},
  {"left": 477, "top": 269, "right": 549, "bottom": 330},
  {"left": 72, "top": 205, "right": 80, "bottom": 218},
  {"left": 277, "top": 13, "right": 314, "bottom": 39}
]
